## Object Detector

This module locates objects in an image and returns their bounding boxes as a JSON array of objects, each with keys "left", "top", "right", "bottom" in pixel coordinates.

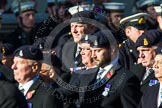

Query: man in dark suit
[
  {"left": 57, "top": 30, "right": 142, "bottom": 108},
  {"left": 61, "top": 10, "right": 97, "bottom": 72},
  {"left": 135, "top": 30, "right": 162, "bottom": 92},
  {"left": 0, "top": 72, "right": 28, "bottom": 108},
  {"left": 139, "top": 48, "right": 162, "bottom": 108},
  {"left": 11, "top": 45, "right": 63, "bottom": 108}
]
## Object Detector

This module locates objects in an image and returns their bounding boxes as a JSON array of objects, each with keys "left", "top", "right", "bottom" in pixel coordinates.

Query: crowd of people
[{"left": 0, "top": 0, "right": 162, "bottom": 108}]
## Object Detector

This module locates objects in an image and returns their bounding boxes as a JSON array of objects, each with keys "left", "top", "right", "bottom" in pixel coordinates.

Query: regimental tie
[{"left": 96, "top": 68, "right": 105, "bottom": 83}]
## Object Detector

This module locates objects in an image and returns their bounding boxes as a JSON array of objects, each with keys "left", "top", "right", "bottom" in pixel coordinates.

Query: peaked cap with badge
[
  {"left": 103, "top": 2, "right": 125, "bottom": 12},
  {"left": 68, "top": 4, "right": 94, "bottom": 15},
  {"left": 120, "top": 13, "right": 149, "bottom": 30},
  {"left": 14, "top": 45, "right": 43, "bottom": 60},
  {"left": 12, "top": 0, "right": 35, "bottom": 15},
  {"left": 135, "top": 30, "right": 162, "bottom": 48},
  {"left": 136, "top": 0, "right": 160, "bottom": 10}
]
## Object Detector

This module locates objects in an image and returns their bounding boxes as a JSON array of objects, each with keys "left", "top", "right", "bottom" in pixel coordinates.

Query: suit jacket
[
  {"left": 78, "top": 64, "right": 142, "bottom": 108},
  {"left": 61, "top": 39, "right": 84, "bottom": 72},
  {"left": 26, "top": 79, "right": 63, "bottom": 108},
  {"left": 0, "top": 79, "right": 27, "bottom": 108},
  {"left": 140, "top": 70, "right": 157, "bottom": 93},
  {"left": 139, "top": 83, "right": 159, "bottom": 108},
  {"left": 58, "top": 64, "right": 142, "bottom": 108}
]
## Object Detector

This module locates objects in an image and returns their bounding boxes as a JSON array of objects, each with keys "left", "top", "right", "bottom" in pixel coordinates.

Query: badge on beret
[
  {"left": 85, "top": 35, "right": 88, "bottom": 41},
  {"left": 1, "top": 47, "right": 5, "bottom": 54},
  {"left": 138, "top": 17, "right": 146, "bottom": 24},
  {"left": 19, "top": 50, "right": 23, "bottom": 56},
  {"left": 143, "top": 38, "right": 148, "bottom": 46},
  {"left": 94, "top": 40, "right": 98, "bottom": 46}
]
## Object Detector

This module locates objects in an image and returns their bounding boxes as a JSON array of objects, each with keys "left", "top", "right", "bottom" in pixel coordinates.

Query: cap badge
[
  {"left": 1, "top": 47, "right": 5, "bottom": 54},
  {"left": 19, "top": 50, "right": 23, "bottom": 56},
  {"left": 85, "top": 35, "right": 88, "bottom": 41},
  {"left": 94, "top": 40, "right": 98, "bottom": 46},
  {"left": 138, "top": 17, "right": 146, "bottom": 24},
  {"left": 143, "top": 38, "right": 148, "bottom": 46}
]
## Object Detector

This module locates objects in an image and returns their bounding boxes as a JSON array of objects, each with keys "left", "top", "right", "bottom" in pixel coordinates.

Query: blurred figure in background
[
  {"left": 103, "top": 2, "right": 126, "bottom": 44},
  {"left": 136, "top": 0, "right": 159, "bottom": 30},
  {"left": 3, "top": 0, "right": 36, "bottom": 48}
]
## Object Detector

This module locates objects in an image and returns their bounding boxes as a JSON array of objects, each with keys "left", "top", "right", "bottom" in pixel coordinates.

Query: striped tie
[{"left": 96, "top": 68, "right": 105, "bottom": 83}]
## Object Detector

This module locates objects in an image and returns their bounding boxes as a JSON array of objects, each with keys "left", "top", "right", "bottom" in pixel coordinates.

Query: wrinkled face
[
  {"left": 40, "top": 63, "right": 55, "bottom": 82},
  {"left": 11, "top": 57, "right": 36, "bottom": 84},
  {"left": 109, "top": 12, "right": 124, "bottom": 30},
  {"left": 91, "top": 47, "right": 110, "bottom": 67},
  {"left": 137, "top": 47, "right": 156, "bottom": 67},
  {"left": 80, "top": 43, "right": 93, "bottom": 66},
  {"left": 1, "top": 55, "right": 13, "bottom": 68},
  {"left": 125, "top": 26, "right": 145, "bottom": 42},
  {"left": 71, "top": 23, "right": 89, "bottom": 43},
  {"left": 153, "top": 54, "right": 162, "bottom": 80},
  {"left": 19, "top": 11, "right": 35, "bottom": 28}
]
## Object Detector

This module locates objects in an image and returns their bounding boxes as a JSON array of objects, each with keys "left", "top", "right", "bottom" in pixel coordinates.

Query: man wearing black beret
[
  {"left": 61, "top": 10, "right": 96, "bottom": 73},
  {"left": 135, "top": 29, "right": 162, "bottom": 93},
  {"left": 11, "top": 45, "right": 63, "bottom": 108},
  {"left": 58, "top": 30, "right": 142, "bottom": 108}
]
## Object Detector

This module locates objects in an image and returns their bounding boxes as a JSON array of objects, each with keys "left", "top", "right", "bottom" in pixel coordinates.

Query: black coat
[
  {"left": 26, "top": 79, "right": 63, "bottom": 108},
  {"left": 61, "top": 39, "right": 84, "bottom": 72},
  {"left": 119, "top": 39, "right": 139, "bottom": 69},
  {"left": 58, "top": 64, "right": 142, "bottom": 108},
  {"left": 0, "top": 78, "right": 27, "bottom": 108},
  {"left": 139, "top": 83, "right": 162, "bottom": 108}
]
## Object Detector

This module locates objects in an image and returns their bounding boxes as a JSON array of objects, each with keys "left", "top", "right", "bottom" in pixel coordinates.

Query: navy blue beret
[
  {"left": 0, "top": 43, "right": 16, "bottom": 56},
  {"left": 70, "top": 11, "right": 95, "bottom": 23},
  {"left": 135, "top": 30, "right": 162, "bottom": 48},
  {"left": 14, "top": 45, "right": 43, "bottom": 60},
  {"left": 81, "top": 31, "right": 110, "bottom": 48}
]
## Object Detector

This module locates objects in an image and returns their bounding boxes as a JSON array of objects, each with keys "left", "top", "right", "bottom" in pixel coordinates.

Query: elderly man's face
[
  {"left": 71, "top": 22, "right": 89, "bottom": 43},
  {"left": 153, "top": 54, "right": 162, "bottom": 80},
  {"left": 11, "top": 57, "right": 36, "bottom": 84},
  {"left": 137, "top": 47, "right": 156, "bottom": 67}
]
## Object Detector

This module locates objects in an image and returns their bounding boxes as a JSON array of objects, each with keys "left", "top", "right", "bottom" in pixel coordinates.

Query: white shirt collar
[
  {"left": 19, "top": 76, "right": 38, "bottom": 96},
  {"left": 100, "top": 57, "right": 118, "bottom": 79}
]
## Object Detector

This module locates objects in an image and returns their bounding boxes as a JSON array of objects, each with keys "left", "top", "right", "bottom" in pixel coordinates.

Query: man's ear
[{"left": 32, "top": 62, "right": 38, "bottom": 72}]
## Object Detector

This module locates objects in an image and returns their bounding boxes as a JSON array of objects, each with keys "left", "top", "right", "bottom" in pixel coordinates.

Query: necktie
[
  {"left": 96, "top": 68, "right": 105, "bottom": 83},
  {"left": 19, "top": 85, "right": 25, "bottom": 94},
  {"left": 75, "top": 46, "right": 81, "bottom": 58},
  {"left": 143, "top": 68, "right": 153, "bottom": 81}
]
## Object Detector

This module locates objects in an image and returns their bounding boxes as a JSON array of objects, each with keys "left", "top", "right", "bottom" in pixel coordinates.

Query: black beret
[
  {"left": 70, "top": 11, "right": 95, "bottom": 23},
  {"left": 0, "top": 43, "right": 16, "bottom": 56},
  {"left": 14, "top": 45, "right": 43, "bottom": 60},
  {"left": 81, "top": 31, "right": 110, "bottom": 48},
  {"left": 135, "top": 30, "right": 162, "bottom": 48},
  {"left": 42, "top": 52, "right": 62, "bottom": 69}
]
